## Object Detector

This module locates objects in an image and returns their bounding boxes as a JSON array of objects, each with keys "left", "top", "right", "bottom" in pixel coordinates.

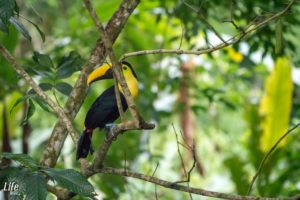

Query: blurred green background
[{"left": 1, "top": 0, "right": 300, "bottom": 199}]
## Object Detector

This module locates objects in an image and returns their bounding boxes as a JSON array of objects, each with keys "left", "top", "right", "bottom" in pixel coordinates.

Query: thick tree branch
[
  {"left": 0, "top": 44, "right": 78, "bottom": 144},
  {"left": 120, "top": 0, "right": 295, "bottom": 60},
  {"left": 83, "top": 0, "right": 145, "bottom": 125},
  {"left": 40, "top": 0, "right": 140, "bottom": 167},
  {"left": 82, "top": 0, "right": 155, "bottom": 171},
  {"left": 88, "top": 121, "right": 154, "bottom": 172},
  {"left": 83, "top": 0, "right": 125, "bottom": 121}
]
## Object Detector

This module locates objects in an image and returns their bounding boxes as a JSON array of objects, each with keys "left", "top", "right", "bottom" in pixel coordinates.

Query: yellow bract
[
  {"left": 259, "top": 57, "right": 293, "bottom": 152},
  {"left": 227, "top": 47, "right": 243, "bottom": 63}
]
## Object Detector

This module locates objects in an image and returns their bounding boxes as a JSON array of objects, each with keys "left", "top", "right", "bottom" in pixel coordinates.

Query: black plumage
[
  {"left": 76, "top": 86, "right": 128, "bottom": 159},
  {"left": 76, "top": 61, "right": 137, "bottom": 160},
  {"left": 85, "top": 86, "right": 128, "bottom": 129}
]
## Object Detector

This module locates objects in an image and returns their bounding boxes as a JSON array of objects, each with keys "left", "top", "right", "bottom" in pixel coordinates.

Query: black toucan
[{"left": 76, "top": 61, "right": 138, "bottom": 160}]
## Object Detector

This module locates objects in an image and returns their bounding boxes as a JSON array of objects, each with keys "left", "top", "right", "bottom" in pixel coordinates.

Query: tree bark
[{"left": 179, "top": 60, "right": 204, "bottom": 176}]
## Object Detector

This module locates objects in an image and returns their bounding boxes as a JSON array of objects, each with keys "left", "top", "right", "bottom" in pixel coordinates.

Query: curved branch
[
  {"left": 120, "top": 0, "right": 295, "bottom": 60},
  {"left": 40, "top": 0, "right": 141, "bottom": 167},
  {"left": 97, "top": 167, "right": 299, "bottom": 200},
  {"left": 247, "top": 122, "right": 300, "bottom": 194},
  {"left": 83, "top": 0, "right": 155, "bottom": 172}
]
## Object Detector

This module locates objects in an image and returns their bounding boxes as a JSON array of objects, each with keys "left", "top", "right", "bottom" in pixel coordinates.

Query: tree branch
[
  {"left": 82, "top": 0, "right": 155, "bottom": 172},
  {"left": 0, "top": 44, "right": 79, "bottom": 144},
  {"left": 83, "top": 0, "right": 143, "bottom": 125},
  {"left": 88, "top": 121, "right": 154, "bottom": 172},
  {"left": 96, "top": 167, "right": 299, "bottom": 200},
  {"left": 181, "top": 0, "right": 227, "bottom": 44},
  {"left": 40, "top": 0, "right": 141, "bottom": 167},
  {"left": 83, "top": 0, "right": 125, "bottom": 121},
  {"left": 247, "top": 122, "right": 300, "bottom": 194},
  {"left": 120, "top": 0, "right": 295, "bottom": 60}
]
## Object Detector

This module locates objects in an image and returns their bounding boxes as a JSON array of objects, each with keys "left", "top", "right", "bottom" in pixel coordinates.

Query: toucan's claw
[
  {"left": 104, "top": 123, "right": 115, "bottom": 132},
  {"left": 104, "top": 123, "right": 117, "bottom": 141}
]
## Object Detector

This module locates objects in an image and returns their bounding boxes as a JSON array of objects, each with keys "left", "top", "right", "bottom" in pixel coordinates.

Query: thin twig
[
  {"left": 172, "top": 124, "right": 193, "bottom": 200},
  {"left": 120, "top": 0, "right": 295, "bottom": 60},
  {"left": 178, "top": 20, "right": 185, "bottom": 50},
  {"left": 151, "top": 162, "right": 160, "bottom": 200},
  {"left": 181, "top": 0, "right": 227, "bottom": 44},
  {"left": 247, "top": 122, "right": 300, "bottom": 194},
  {"left": 172, "top": 124, "right": 189, "bottom": 181},
  {"left": 97, "top": 167, "right": 300, "bottom": 200}
]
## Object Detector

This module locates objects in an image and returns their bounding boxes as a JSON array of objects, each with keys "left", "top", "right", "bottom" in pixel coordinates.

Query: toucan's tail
[{"left": 76, "top": 129, "right": 94, "bottom": 160}]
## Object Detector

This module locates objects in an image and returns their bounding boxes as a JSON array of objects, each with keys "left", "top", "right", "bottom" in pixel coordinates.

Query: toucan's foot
[
  {"left": 104, "top": 123, "right": 117, "bottom": 141},
  {"left": 104, "top": 123, "right": 116, "bottom": 133}
]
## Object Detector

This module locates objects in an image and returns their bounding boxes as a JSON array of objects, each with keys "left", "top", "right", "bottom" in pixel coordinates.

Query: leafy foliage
[
  {"left": 0, "top": 153, "right": 95, "bottom": 199},
  {"left": 2, "top": 152, "right": 40, "bottom": 170},
  {"left": 1, "top": 0, "right": 300, "bottom": 199},
  {"left": 25, "top": 172, "right": 47, "bottom": 200},
  {"left": 42, "top": 168, "right": 95, "bottom": 197},
  {"left": 0, "top": 0, "right": 16, "bottom": 26}
]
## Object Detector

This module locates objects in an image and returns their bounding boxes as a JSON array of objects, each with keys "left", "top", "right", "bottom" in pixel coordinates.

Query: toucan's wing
[{"left": 84, "top": 86, "right": 127, "bottom": 129}]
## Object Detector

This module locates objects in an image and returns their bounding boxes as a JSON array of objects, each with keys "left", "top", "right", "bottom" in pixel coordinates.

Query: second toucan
[{"left": 76, "top": 61, "right": 138, "bottom": 160}]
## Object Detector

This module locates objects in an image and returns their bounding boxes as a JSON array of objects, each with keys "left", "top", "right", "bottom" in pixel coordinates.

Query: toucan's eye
[{"left": 123, "top": 66, "right": 128, "bottom": 70}]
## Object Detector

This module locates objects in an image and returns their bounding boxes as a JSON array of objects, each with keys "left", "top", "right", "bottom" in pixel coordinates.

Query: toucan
[{"left": 76, "top": 61, "right": 138, "bottom": 160}]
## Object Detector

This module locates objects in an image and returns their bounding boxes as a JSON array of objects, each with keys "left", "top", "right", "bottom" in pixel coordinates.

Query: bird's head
[
  {"left": 87, "top": 61, "right": 137, "bottom": 86},
  {"left": 87, "top": 61, "right": 139, "bottom": 97}
]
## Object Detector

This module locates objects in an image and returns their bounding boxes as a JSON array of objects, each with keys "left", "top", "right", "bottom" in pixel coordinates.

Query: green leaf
[
  {"left": 224, "top": 155, "right": 250, "bottom": 194},
  {"left": 27, "top": 83, "right": 53, "bottom": 94},
  {"left": 57, "top": 51, "right": 84, "bottom": 79},
  {"left": 0, "top": 167, "right": 30, "bottom": 200},
  {"left": 34, "top": 97, "right": 52, "bottom": 113},
  {"left": 1, "top": 153, "right": 39, "bottom": 170},
  {"left": 259, "top": 57, "right": 293, "bottom": 152},
  {"left": 0, "top": 0, "right": 16, "bottom": 24},
  {"left": 9, "top": 17, "right": 31, "bottom": 41},
  {"left": 19, "top": 15, "right": 45, "bottom": 42},
  {"left": 21, "top": 99, "right": 36, "bottom": 125},
  {"left": 10, "top": 96, "right": 27, "bottom": 114},
  {"left": 0, "top": 167, "right": 21, "bottom": 190},
  {"left": 28, "top": 19, "right": 45, "bottom": 42},
  {"left": 32, "top": 51, "right": 54, "bottom": 69},
  {"left": 42, "top": 168, "right": 95, "bottom": 197},
  {"left": 0, "top": 24, "right": 18, "bottom": 51},
  {"left": 0, "top": 18, "right": 8, "bottom": 33},
  {"left": 55, "top": 82, "right": 73, "bottom": 96},
  {"left": 25, "top": 172, "right": 47, "bottom": 200}
]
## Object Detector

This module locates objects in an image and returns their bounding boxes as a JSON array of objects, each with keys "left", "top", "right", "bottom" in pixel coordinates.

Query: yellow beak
[{"left": 87, "top": 63, "right": 113, "bottom": 85}]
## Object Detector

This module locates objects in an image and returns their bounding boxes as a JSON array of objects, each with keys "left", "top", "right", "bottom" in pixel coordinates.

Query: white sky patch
[
  {"left": 55, "top": 37, "right": 71, "bottom": 46},
  {"left": 292, "top": 67, "right": 300, "bottom": 85},
  {"left": 153, "top": 92, "right": 176, "bottom": 112},
  {"left": 180, "top": 54, "right": 203, "bottom": 65},
  {"left": 240, "top": 42, "right": 249, "bottom": 55},
  {"left": 168, "top": 64, "right": 182, "bottom": 78},
  {"left": 296, "top": 182, "right": 300, "bottom": 190}
]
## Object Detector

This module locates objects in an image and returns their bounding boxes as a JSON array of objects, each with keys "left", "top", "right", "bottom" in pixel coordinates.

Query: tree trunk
[{"left": 179, "top": 60, "right": 205, "bottom": 176}]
